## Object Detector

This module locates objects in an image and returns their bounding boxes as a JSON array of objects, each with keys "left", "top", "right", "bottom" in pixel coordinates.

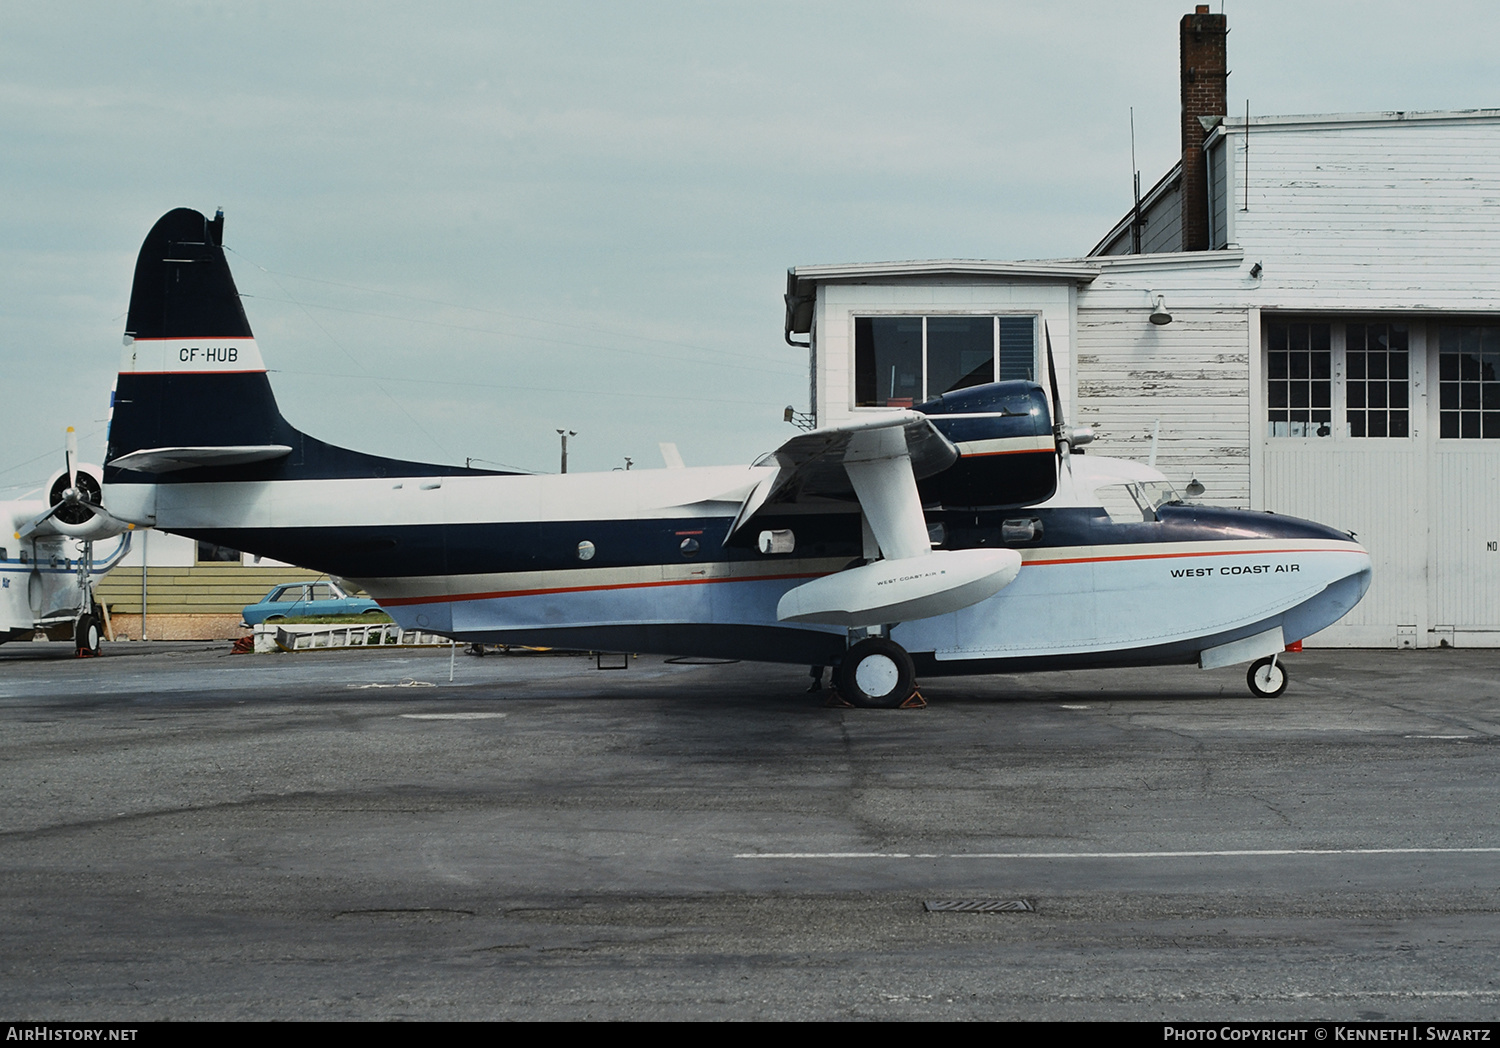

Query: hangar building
[{"left": 783, "top": 8, "right": 1500, "bottom": 648}]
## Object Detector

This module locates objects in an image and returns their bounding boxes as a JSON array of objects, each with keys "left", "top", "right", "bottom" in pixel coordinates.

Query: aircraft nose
[
  {"left": 1348, "top": 541, "right": 1373, "bottom": 601},
  {"left": 1283, "top": 537, "right": 1373, "bottom": 644}
]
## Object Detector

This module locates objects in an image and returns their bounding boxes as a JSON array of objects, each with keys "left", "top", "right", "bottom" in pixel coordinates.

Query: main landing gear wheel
[
  {"left": 835, "top": 637, "right": 917, "bottom": 709},
  {"left": 74, "top": 613, "right": 101, "bottom": 657},
  {"left": 1247, "top": 656, "right": 1288, "bottom": 698}
]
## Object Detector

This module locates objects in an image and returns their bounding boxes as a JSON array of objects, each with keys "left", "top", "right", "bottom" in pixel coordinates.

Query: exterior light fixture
[
  {"left": 783, "top": 405, "right": 815, "bottom": 431},
  {"left": 1149, "top": 294, "right": 1173, "bottom": 326}
]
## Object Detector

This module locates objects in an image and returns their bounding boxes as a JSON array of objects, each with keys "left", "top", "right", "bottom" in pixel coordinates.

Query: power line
[{"left": 227, "top": 247, "right": 804, "bottom": 378}]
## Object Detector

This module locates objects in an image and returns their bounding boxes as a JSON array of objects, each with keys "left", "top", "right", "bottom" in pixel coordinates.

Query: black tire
[
  {"left": 835, "top": 637, "right": 916, "bottom": 709},
  {"left": 1247, "top": 656, "right": 1288, "bottom": 698},
  {"left": 75, "top": 614, "right": 100, "bottom": 656}
]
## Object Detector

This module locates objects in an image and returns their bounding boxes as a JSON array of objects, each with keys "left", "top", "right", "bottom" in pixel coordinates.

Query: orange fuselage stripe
[{"left": 382, "top": 544, "right": 1359, "bottom": 607}]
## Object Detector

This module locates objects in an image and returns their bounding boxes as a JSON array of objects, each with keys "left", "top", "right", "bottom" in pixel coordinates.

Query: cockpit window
[
  {"left": 1138, "top": 480, "right": 1182, "bottom": 515},
  {"left": 1095, "top": 480, "right": 1181, "bottom": 523}
]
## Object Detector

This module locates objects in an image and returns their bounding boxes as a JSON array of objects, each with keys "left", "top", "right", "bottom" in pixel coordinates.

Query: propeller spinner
[{"left": 15, "top": 428, "right": 122, "bottom": 541}]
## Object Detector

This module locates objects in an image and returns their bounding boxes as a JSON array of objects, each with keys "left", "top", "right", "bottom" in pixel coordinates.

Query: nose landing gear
[{"left": 1247, "top": 655, "right": 1288, "bottom": 698}]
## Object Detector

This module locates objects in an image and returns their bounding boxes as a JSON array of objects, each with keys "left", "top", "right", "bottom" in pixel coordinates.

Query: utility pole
[
  {"left": 557, "top": 429, "right": 576, "bottom": 474},
  {"left": 139, "top": 529, "right": 148, "bottom": 641}
]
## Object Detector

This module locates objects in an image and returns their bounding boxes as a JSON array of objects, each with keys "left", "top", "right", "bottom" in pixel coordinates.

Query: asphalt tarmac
[{"left": 1, "top": 641, "right": 1497, "bottom": 1020}]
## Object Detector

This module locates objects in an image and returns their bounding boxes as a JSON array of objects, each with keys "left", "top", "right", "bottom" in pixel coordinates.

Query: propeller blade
[
  {"left": 74, "top": 500, "right": 130, "bottom": 533},
  {"left": 65, "top": 426, "right": 78, "bottom": 494},
  {"left": 1045, "top": 324, "right": 1063, "bottom": 433},
  {"left": 15, "top": 503, "right": 62, "bottom": 542},
  {"left": 1043, "top": 324, "right": 1075, "bottom": 478}
]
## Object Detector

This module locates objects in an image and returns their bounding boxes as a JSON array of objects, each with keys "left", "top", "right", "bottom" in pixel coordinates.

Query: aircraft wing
[
  {"left": 733, "top": 413, "right": 1024, "bottom": 627},
  {"left": 729, "top": 412, "right": 957, "bottom": 557}
]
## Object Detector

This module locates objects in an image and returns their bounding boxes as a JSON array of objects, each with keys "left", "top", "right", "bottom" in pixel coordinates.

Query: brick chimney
[{"left": 1179, "top": 5, "right": 1227, "bottom": 251}]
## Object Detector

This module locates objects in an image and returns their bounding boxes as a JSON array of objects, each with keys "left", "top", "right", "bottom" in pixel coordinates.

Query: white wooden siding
[
  {"left": 1075, "top": 307, "right": 1250, "bottom": 507},
  {"left": 1226, "top": 114, "right": 1500, "bottom": 309}
]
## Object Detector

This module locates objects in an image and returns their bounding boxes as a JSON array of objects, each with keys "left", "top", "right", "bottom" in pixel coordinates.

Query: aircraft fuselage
[{"left": 105, "top": 466, "right": 1371, "bottom": 670}]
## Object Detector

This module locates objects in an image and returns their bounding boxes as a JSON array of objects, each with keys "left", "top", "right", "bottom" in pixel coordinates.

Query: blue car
[{"left": 241, "top": 580, "right": 383, "bottom": 626}]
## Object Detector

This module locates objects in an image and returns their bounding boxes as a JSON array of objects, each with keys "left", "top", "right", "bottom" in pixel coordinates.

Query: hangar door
[{"left": 1261, "top": 317, "right": 1500, "bottom": 648}]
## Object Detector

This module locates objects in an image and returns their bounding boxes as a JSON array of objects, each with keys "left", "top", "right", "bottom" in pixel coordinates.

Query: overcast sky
[{"left": 3, "top": 1, "right": 1498, "bottom": 492}]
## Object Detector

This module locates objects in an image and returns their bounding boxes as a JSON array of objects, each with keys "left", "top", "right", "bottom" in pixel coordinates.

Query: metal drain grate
[{"left": 924, "top": 899, "right": 1035, "bottom": 913}]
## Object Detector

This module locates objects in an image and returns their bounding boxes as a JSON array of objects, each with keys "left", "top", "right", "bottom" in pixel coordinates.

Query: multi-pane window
[
  {"left": 1267, "top": 322, "right": 1332, "bottom": 437},
  {"left": 1268, "top": 319, "right": 1421, "bottom": 440},
  {"left": 1438, "top": 325, "right": 1500, "bottom": 439},
  {"left": 1345, "top": 322, "right": 1410, "bottom": 438},
  {"left": 854, "top": 315, "right": 1036, "bottom": 408}
]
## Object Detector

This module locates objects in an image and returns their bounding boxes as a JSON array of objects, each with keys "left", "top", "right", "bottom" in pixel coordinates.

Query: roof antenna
[
  {"left": 1242, "top": 99, "right": 1250, "bottom": 212},
  {"left": 1130, "top": 108, "right": 1143, "bottom": 254}
]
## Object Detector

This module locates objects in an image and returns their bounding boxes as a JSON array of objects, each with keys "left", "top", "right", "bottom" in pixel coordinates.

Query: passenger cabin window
[
  {"left": 1438, "top": 324, "right": 1500, "bottom": 439},
  {"left": 854, "top": 315, "right": 1036, "bottom": 407}
]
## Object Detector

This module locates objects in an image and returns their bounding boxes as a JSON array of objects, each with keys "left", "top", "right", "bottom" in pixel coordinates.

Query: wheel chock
[
  {"left": 823, "top": 687, "right": 855, "bottom": 708},
  {"left": 824, "top": 686, "right": 927, "bottom": 709}
]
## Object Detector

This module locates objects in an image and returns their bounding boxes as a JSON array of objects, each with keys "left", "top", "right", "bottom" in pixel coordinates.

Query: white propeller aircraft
[
  {"left": 3, "top": 428, "right": 134, "bottom": 655},
  {"left": 99, "top": 209, "right": 1371, "bottom": 704}
]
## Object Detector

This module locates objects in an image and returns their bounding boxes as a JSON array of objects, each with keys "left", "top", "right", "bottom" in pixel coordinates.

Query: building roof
[
  {"left": 784, "top": 259, "right": 1100, "bottom": 340},
  {"left": 1217, "top": 107, "right": 1500, "bottom": 133}
]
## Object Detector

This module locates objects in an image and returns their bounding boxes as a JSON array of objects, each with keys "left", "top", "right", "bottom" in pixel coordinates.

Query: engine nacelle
[
  {"left": 915, "top": 381, "right": 1058, "bottom": 509},
  {"left": 38, "top": 464, "right": 116, "bottom": 539}
]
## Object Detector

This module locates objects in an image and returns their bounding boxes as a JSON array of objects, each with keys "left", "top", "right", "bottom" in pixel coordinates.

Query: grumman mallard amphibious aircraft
[
  {"left": 100, "top": 208, "right": 1371, "bottom": 705},
  {"left": 3, "top": 428, "right": 134, "bottom": 655}
]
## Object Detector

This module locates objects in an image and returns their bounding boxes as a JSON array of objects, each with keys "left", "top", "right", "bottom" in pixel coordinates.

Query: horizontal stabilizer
[
  {"left": 777, "top": 547, "right": 1022, "bottom": 626},
  {"left": 107, "top": 445, "right": 293, "bottom": 474}
]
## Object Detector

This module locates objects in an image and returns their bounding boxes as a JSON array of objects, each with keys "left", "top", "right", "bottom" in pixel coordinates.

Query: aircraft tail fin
[
  {"left": 106, "top": 208, "right": 295, "bottom": 474},
  {"left": 104, "top": 208, "right": 501, "bottom": 501}
]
